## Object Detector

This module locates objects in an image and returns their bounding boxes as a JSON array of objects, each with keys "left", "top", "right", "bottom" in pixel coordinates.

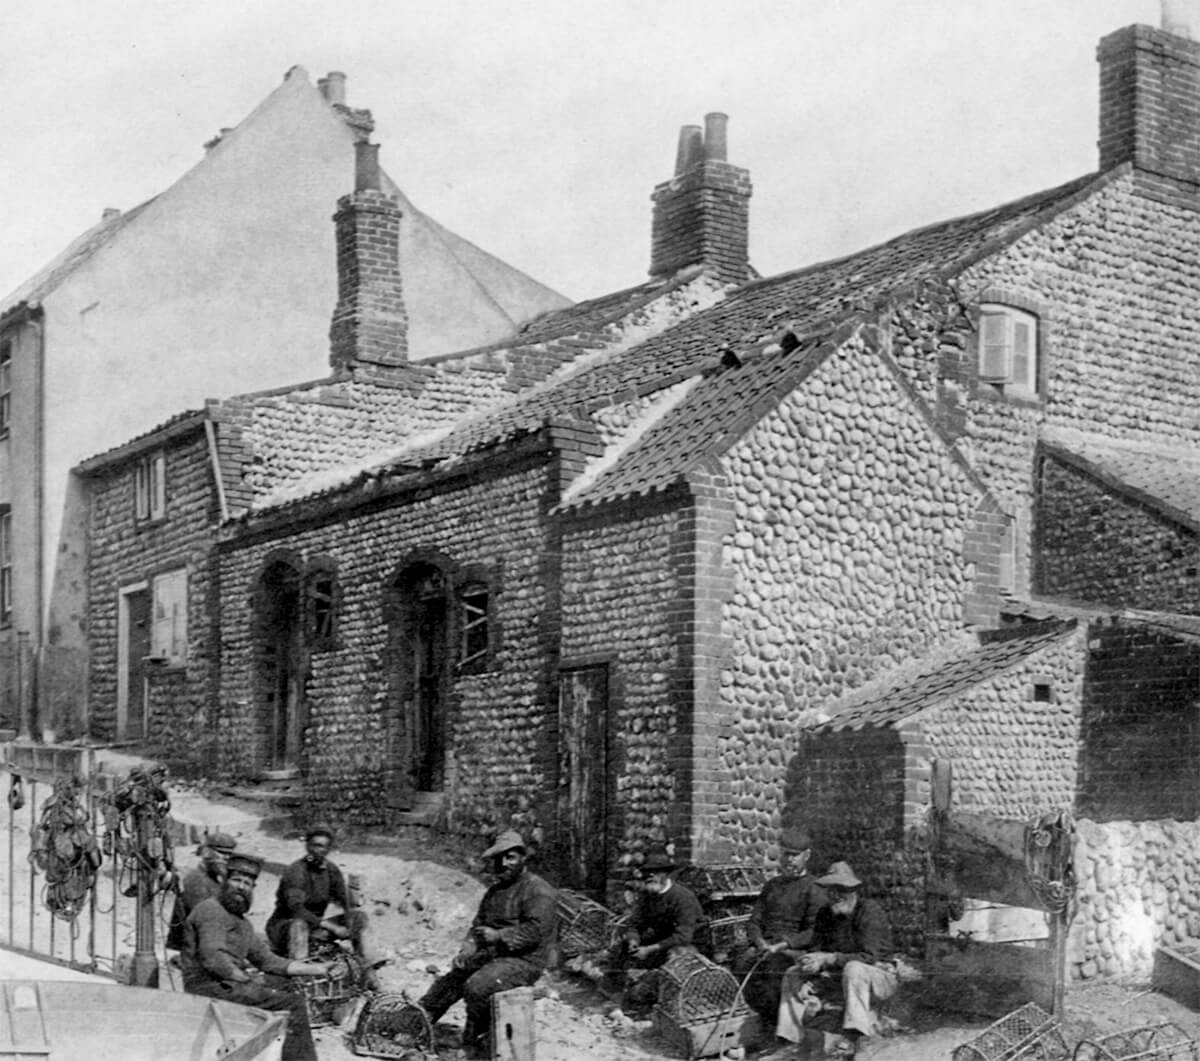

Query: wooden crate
[
  {"left": 652, "top": 1009, "right": 760, "bottom": 1060},
  {"left": 1154, "top": 945, "right": 1200, "bottom": 1012}
]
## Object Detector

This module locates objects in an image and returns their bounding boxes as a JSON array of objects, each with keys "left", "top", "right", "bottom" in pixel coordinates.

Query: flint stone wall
[
  {"left": 216, "top": 454, "right": 555, "bottom": 833},
  {"left": 716, "top": 333, "right": 985, "bottom": 862},
  {"left": 85, "top": 429, "right": 217, "bottom": 759}
]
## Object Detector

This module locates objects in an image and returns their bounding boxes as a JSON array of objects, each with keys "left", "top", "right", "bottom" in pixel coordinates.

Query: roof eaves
[{"left": 74, "top": 408, "right": 208, "bottom": 474}]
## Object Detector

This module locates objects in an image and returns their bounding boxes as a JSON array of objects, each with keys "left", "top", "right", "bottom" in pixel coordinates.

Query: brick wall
[
  {"left": 650, "top": 160, "right": 752, "bottom": 286},
  {"left": 1078, "top": 621, "right": 1200, "bottom": 821},
  {"left": 85, "top": 429, "right": 218, "bottom": 758},
  {"left": 1036, "top": 454, "right": 1200, "bottom": 611}
]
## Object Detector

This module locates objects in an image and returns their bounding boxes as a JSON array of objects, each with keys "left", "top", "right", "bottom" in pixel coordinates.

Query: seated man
[
  {"left": 733, "top": 826, "right": 826, "bottom": 1027},
  {"left": 166, "top": 831, "right": 237, "bottom": 953},
  {"left": 182, "top": 852, "right": 332, "bottom": 1061},
  {"left": 777, "top": 861, "right": 897, "bottom": 1059},
  {"left": 620, "top": 847, "right": 703, "bottom": 1016},
  {"left": 419, "top": 830, "right": 557, "bottom": 1060},
  {"left": 265, "top": 825, "right": 385, "bottom": 989}
]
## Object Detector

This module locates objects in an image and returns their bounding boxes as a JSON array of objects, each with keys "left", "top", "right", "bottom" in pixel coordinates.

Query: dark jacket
[
  {"left": 266, "top": 856, "right": 351, "bottom": 936},
  {"left": 629, "top": 881, "right": 703, "bottom": 955},
  {"left": 166, "top": 864, "right": 222, "bottom": 951},
  {"left": 471, "top": 869, "right": 558, "bottom": 970},
  {"left": 182, "top": 896, "right": 291, "bottom": 990},
  {"left": 812, "top": 896, "right": 892, "bottom": 967},
  {"left": 746, "top": 873, "right": 827, "bottom": 950}
]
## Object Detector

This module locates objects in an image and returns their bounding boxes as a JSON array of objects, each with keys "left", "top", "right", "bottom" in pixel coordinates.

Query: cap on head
[
  {"left": 816, "top": 861, "right": 862, "bottom": 890},
  {"left": 780, "top": 826, "right": 812, "bottom": 854},
  {"left": 226, "top": 853, "right": 263, "bottom": 880},
  {"left": 481, "top": 829, "right": 527, "bottom": 860},
  {"left": 640, "top": 847, "right": 678, "bottom": 873},
  {"left": 305, "top": 826, "right": 334, "bottom": 844}
]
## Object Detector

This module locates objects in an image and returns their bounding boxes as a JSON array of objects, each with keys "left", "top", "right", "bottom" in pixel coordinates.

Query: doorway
[
  {"left": 117, "top": 583, "right": 151, "bottom": 740},
  {"left": 558, "top": 665, "right": 610, "bottom": 894},
  {"left": 253, "top": 560, "right": 305, "bottom": 774}
]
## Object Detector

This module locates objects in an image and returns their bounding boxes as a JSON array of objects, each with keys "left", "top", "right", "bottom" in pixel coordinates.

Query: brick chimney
[
  {"left": 329, "top": 141, "right": 408, "bottom": 378},
  {"left": 1098, "top": 16, "right": 1200, "bottom": 186},
  {"left": 649, "top": 112, "right": 752, "bottom": 286}
]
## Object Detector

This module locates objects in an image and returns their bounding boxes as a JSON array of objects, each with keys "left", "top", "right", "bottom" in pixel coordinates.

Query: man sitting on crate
[
  {"left": 776, "top": 861, "right": 897, "bottom": 1059},
  {"left": 732, "top": 826, "right": 827, "bottom": 1028},
  {"left": 182, "top": 852, "right": 333, "bottom": 1061},
  {"left": 265, "top": 825, "right": 385, "bottom": 990},
  {"left": 418, "top": 830, "right": 557, "bottom": 1060},
  {"left": 619, "top": 847, "right": 704, "bottom": 1017}
]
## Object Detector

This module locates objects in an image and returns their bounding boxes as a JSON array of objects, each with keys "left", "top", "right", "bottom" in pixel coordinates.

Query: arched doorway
[
  {"left": 253, "top": 558, "right": 305, "bottom": 774},
  {"left": 387, "top": 561, "right": 451, "bottom": 803}
]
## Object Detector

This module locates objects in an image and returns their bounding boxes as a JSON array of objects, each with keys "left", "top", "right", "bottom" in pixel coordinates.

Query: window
[
  {"left": 0, "top": 340, "right": 10, "bottom": 434},
  {"left": 134, "top": 453, "right": 166, "bottom": 521},
  {"left": 458, "top": 581, "right": 490, "bottom": 670},
  {"left": 0, "top": 510, "right": 10, "bottom": 626},
  {"left": 307, "top": 568, "right": 337, "bottom": 646},
  {"left": 150, "top": 568, "right": 187, "bottom": 665},
  {"left": 978, "top": 305, "right": 1039, "bottom": 398}
]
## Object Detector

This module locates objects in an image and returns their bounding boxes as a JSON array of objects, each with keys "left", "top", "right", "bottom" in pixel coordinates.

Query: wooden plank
[
  {"left": 491, "top": 986, "right": 536, "bottom": 1061},
  {"left": 925, "top": 936, "right": 1054, "bottom": 1018}
]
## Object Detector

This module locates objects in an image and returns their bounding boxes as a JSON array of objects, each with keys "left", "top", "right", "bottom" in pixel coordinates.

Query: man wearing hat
[
  {"left": 166, "top": 830, "right": 237, "bottom": 952},
  {"left": 266, "top": 825, "right": 385, "bottom": 989},
  {"left": 776, "top": 861, "right": 897, "bottom": 1059},
  {"left": 733, "top": 825, "right": 827, "bottom": 1028},
  {"left": 619, "top": 847, "right": 704, "bottom": 1016},
  {"left": 418, "top": 829, "right": 557, "bottom": 1060},
  {"left": 182, "top": 852, "right": 333, "bottom": 1061}
]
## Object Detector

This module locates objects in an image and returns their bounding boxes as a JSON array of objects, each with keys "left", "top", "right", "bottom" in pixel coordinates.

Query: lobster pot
[
  {"left": 951, "top": 1002, "right": 1068, "bottom": 1061},
  {"left": 556, "top": 889, "right": 619, "bottom": 957},
  {"left": 295, "top": 952, "right": 364, "bottom": 1027},
  {"left": 696, "top": 914, "right": 751, "bottom": 965},
  {"left": 1074, "top": 1021, "right": 1200, "bottom": 1061},
  {"left": 652, "top": 951, "right": 759, "bottom": 1060},
  {"left": 351, "top": 992, "right": 434, "bottom": 1059}
]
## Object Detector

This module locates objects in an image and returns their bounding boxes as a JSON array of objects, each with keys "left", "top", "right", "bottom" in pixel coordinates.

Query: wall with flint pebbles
[
  {"left": 716, "top": 335, "right": 985, "bottom": 860},
  {"left": 216, "top": 454, "right": 556, "bottom": 832},
  {"left": 1070, "top": 819, "right": 1200, "bottom": 981},
  {"left": 86, "top": 429, "right": 218, "bottom": 759},
  {"left": 1036, "top": 455, "right": 1200, "bottom": 612}
]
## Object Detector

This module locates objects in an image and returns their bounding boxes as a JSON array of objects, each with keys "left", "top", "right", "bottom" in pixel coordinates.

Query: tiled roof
[
  {"left": 1042, "top": 429, "right": 1200, "bottom": 532},
  {"left": 74, "top": 407, "right": 207, "bottom": 472},
  {"left": 813, "top": 621, "right": 1078, "bottom": 732}
]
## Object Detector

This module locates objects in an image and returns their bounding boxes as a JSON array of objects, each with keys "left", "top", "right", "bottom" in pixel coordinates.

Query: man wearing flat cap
[
  {"left": 183, "top": 852, "right": 332, "bottom": 1061},
  {"left": 734, "top": 825, "right": 827, "bottom": 1027},
  {"left": 418, "top": 829, "right": 557, "bottom": 1060},
  {"left": 777, "top": 861, "right": 897, "bottom": 1059},
  {"left": 166, "top": 830, "right": 237, "bottom": 952},
  {"left": 620, "top": 847, "right": 704, "bottom": 1016},
  {"left": 266, "top": 825, "right": 385, "bottom": 989}
]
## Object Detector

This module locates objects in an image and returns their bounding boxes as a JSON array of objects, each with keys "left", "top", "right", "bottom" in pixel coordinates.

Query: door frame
[
  {"left": 116, "top": 580, "right": 149, "bottom": 740},
  {"left": 557, "top": 661, "right": 611, "bottom": 894}
]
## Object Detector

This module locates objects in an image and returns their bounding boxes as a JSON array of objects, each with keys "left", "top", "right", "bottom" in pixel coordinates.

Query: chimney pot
[
  {"left": 355, "top": 142, "right": 382, "bottom": 192},
  {"left": 703, "top": 112, "right": 729, "bottom": 161},
  {"left": 320, "top": 71, "right": 348, "bottom": 105},
  {"left": 674, "top": 125, "right": 704, "bottom": 176}
]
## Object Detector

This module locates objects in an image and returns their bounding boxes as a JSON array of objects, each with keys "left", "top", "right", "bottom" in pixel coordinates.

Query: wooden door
[{"left": 558, "top": 666, "right": 609, "bottom": 894}]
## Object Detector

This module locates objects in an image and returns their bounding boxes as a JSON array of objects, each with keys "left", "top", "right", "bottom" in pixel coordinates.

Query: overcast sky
[{"left": 0, "top": 0, "right": 1179, "bottom": 303}]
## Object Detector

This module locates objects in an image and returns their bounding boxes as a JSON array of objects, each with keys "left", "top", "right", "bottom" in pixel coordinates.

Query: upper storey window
[
  {"left": 0, "top": 340, "right": 11, "bottom": 434},
  {"left": 978, "top": 305, "right": 1039, "bottom": 399},
  {"left": 134, "top": 453, "right": 166, "bottom": 522}
]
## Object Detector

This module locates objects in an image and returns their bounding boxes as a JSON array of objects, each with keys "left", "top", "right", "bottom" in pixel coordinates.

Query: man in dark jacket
[
  {"left": 183, "top": 853, "right": 331, "bottom": 1061},
  {"left": 265, "top": 825, "right": 384, "bottom": 988},
  {"left": 620, "top": 847, "right": 704, "bottom": 1016},
  {"left": 419, "top": 830, "right": 557, "bottom": 1060},
  {"left": 777, "top": 861, "right": 897, "bottom": 1059},
  {"left": 166, "top": 831, "right": 237, "bottom": 952},
  {"left": 733, "top": 826, "right": 827, "bottom": 1025}
]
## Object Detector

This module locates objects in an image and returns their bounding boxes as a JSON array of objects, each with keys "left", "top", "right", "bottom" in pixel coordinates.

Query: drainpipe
[{"left": 30, "top": 315, "right": 45, "bottom": 741}]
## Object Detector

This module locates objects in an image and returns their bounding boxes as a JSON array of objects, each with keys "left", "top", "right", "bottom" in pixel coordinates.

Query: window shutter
[
  {"left": 152, "top": 569, "right": 188, "bottom": 664},
  {"left": 151, "top": 455, "right": 166, "bottom": 519},
  {"left": 134, "top": 463, "right": 149, "bottom": 520},
  {"left": 978, "top": 311, "right": 1012, "bottom": 382},
  {"left": 1011, "top": 319, "right": 1034, "bottom": 392}
]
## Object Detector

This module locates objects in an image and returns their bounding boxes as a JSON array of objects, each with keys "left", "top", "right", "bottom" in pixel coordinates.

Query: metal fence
[{"left": 1, "top": 744, "right": 143, "bottom": 980}]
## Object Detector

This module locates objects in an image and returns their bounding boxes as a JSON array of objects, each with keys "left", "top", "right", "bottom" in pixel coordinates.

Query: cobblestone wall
[{"left": 85, "top": 429, "right": 217, "bottom": 758}]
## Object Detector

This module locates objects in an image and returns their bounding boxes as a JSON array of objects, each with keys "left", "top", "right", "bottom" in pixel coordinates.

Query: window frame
[
  {"left": 0, "top": 339, "right": 10, "bottom": 436},
  {"left": 978, "top": 303, "right": 1039, "bottom": 399},
  {"left": 134, "top": 452, "right": 167, "bottom": 523},
  {"left": 150, "top": 567, "right": 188, "bottom": 667},
  {"left": 305, "top": 562, "right": 340, "bottom": 651},
  {"left": 457, "top": 580, "right": 491, "bottom": 672},
  {"left": 0, "top": 509, "right": 11, "bottom": 627}
]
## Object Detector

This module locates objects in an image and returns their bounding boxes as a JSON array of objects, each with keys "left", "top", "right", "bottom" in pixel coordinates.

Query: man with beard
[
  {"left": 182, "top": 852, "right": 332, "bottom": 1061},
  {"left": 266, "top": 825, "right": 385, "bottom": 989},
  {"left": 776, "top": 862, "right": 897, "bottom": 1059},
  {"left": 166, "top": 831, "right": 237, "bottom": 952},
  {"left": 418, "top": 830, "right": 557, "bottom": 1060},
  {"left": 619, "top": 847, "right": 703, "bottom": 1017},
  {"left": 733, "top": 826, "right": 827, "bottom": 1027}
]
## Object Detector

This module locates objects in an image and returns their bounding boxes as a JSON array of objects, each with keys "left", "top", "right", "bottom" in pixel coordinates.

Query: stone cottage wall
[
  {"left": 85, "top": 430, "right": 217, "bottom": 758},
  {"left": 216, "top": 452, "right": 556, "bottom": 834},
  {"left": 717, "top": 334, "right": 985, "bottom": 861},
  {"left": 1036, "top": 455, "right": 1200, "bottom": 612}
]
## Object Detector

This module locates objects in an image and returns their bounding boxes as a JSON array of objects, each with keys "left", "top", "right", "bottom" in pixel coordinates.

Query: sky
[{"left": 0, "top": 0, "right": 1181, "bottom": 304}]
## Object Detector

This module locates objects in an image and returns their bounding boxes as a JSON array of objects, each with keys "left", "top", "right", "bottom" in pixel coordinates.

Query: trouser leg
[
  {"left": 775, "top": 965, "right": 816, "bottom": 1043},
  {"left": 841, "top": 961, "right": 898, "bottom": 1038},
  {"left": 461, "top": 958, "right": 541, "bottom": 1058},
  {"left": 419, "top": 966, "right": 473, "bottom": 1023},
  {"left": 189, "top": 976, "right": 317, "bottom": 1061},
  {"left": 287, "top": 918, "right": 310, "bottom": 960},
  {"left": 743, "top": 952, "right": 791, "bottom": 1022}
]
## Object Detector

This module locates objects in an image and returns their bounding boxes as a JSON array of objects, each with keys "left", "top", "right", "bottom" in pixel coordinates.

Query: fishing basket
[
  {"left": 556, "top": 889, "right": 621, "bottom": 958},
  {"left": 350, "top": 992, "right": 434, "bottom": 1059},
  {"left": 951, "top": 1002, "right": 1069, "bottom": 1061},
  {"left": 1073, "top": 1021, "right": 1200, "bottom": 1061},
  {"left": 651, "top": 949, "right": 759, "bottom": 1059},
  {"left": 294, "top": 950, "right": 366, "bottom": 1027}
]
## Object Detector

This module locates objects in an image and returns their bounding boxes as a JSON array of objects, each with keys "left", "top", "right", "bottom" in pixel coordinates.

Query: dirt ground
[{"left": 8, "top": 776, "right": 1200, "bottom": 1059}]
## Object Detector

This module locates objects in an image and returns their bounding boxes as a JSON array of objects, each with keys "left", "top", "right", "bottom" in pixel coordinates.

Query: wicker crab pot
[
  {"left": 351, "top": 992, "right": 434, "bottom": 1059},
  {"left": 652, "top": 950, "right": 760, "bottom": 1059},
  {"left": 951, "top": 1002, "right": 1069, "bottom": 1061},
  {"left": 1073, "top": 1021, "right": 1200, "bottom": 1061},
  {"left": 556, "top": 889, "right": 622, "bottom": 958},
  {"left": 294, "top": 951, "right": 367, "bottom": 1027}
]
